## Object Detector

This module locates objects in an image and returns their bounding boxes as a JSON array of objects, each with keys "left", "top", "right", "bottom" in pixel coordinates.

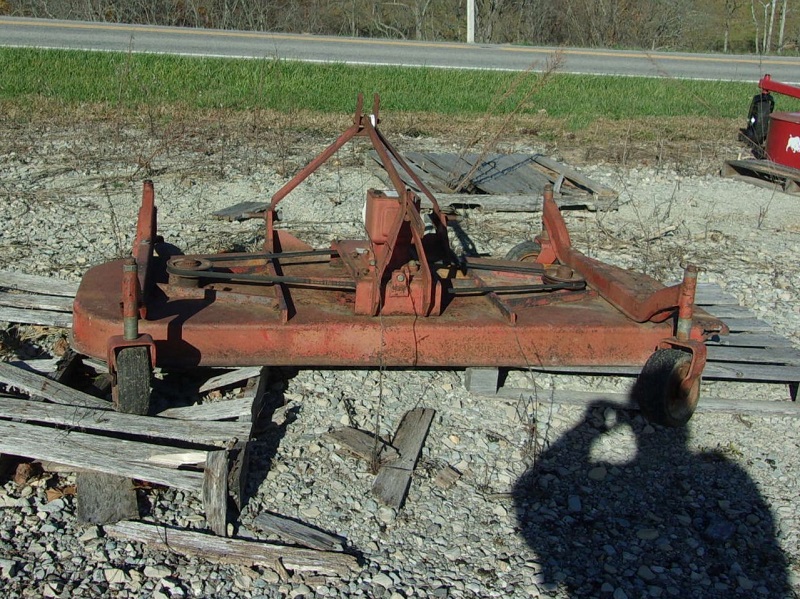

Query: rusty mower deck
[{"left": 72, "top": 95, "right": 727, "bottom": 427}]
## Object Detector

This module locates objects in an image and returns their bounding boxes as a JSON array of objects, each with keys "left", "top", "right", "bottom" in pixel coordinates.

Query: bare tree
[
  {"left": 723, "top": 0, "right": 744, "bottom": 52},
  {"left": 778, "top": 0, "right": 789, "bottom": 50},
  {"left": 767, "top": 0, "right": 778, "bottom": 50}
]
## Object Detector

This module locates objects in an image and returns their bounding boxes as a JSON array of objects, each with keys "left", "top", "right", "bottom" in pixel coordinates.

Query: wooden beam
[
  {"left": 105, "top": 521, "right": 359, "bottom": 577},
  {"left": 520, "top": 362, "right": 800, "bottom": 383},
  {"left": 157, "top": 397, "right": 256, "bottom": 421},
  {"left": 0, "top": 396, "right": 250, "bottom": 448},
  {"left": 0, "top": 291, "right": 73, "bottom": 312},
  {"left": 0, "top": 270, "right": 79, "bottom": 297},
  {"left": 0, "top": 306, "right": 73, "bottom": 328},
  {"left": 0, "top": 420, "right": 204, "bottom": 491},
  {"left": 227, "top": 441, "right": 250, "bottom": 512},
  {"left": 198, "top": 367, "right": 263, "bottom": 393},
  {"left": 495, "top": 387, "right": 800, "bottom": 417},
  {"left": 203, "top": 450, "right": 229, "bottom": 537},
  {"left": 372, "top": 408, "right": 435, "bottom": 509},
  {"left": 253, "top": 512, "right": 344, "bottom": 552},
  {"left": 0, "top": 361, "right": 110, "bottom": 410},
  {"left": 325, "top": 427, "right": 399, "bottom": 464},
  {"left": 465, "top": 367, "right": 500, "bottom": 395}
]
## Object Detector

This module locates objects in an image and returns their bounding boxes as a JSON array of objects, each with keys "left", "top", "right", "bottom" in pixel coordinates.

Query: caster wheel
[
  {"left": 505, "top": 241, "right": 542, "bottom": 262},
  {"left": 633, "top": 349, "right": 700, "bottom": 427},
  {"left": 113, "top": 346, "right": 152, "bottom": 415}
]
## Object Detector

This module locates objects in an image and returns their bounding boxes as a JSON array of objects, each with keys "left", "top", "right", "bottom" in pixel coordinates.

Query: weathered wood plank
[
  {"left": 0, "top": 291, "right": 74, "bottom": 313},
  {"left": 706, "top": 332, "right": 794, "bottom": 348},
  {"left": 253, "top": 512, "right": 344, "bottom": 552},
  {"left": 9, "top": 358, "right": 61, "bottom": 375},
  {"left": 390, "top": 408, "right": 436, "bottom": 470},
  {"left": 691, "top": 282, "right": 740, "bottom": 305},
  {"left": 722, "top": 159, "right": 800, "bottom": 195},
  {"left": 228, "top": 441, "right": 250, "bottom": 512},
  {"left": 531, "top": 155, "right": 618, "bottom": 198},
  {"left": 433, "top": 465, "right": 461, "bottom": 489},
  {"left": 238, "top": 367, "right": 270, "bottom": 425},
  {"left": 496, "top": 387, "right": 800, "bottom": 417},
  {"left": 158, "top": 397, "right": 257, "bottom": 422},
  {"left": 199, "top": 367, "right": 263, "bottom": 393},
  {"left": 465, "top": 367, "right": 500, "bottom": 395},
  {"left": 203, "top": 450, "right": 229, "bottom": 537},
  {"left": 707, "top": 345, "right": 800, "bottom": 365},
  {"left": 159, "top": 367, "right": 269, "bottom": 428},
  {"left": 0, "top": 396, "right": 250, "bottom": 447},
  {"left": 0, "top": 361, "right": 110, "bottom": 410},
  {"left": 0, "top": 270, "right": 79, "bottom": 297},
  {"left": 373, "top": 408, "right": 435, "bottom": 509},
  {"left": 146, "top": 451, "right": 206, "bottom": 468},
  {"left": 720, "top": 317, "right": 777, "bottom": 333},
  {"left": 212, "top": 201, "right": 270, "bottom": 222},
  {"left": 105, "top": 520, "right": 359, "bottom": 576},
  {"left": 371, "top": 150, "right": 455, "bottom": 193},
  {"left": 325, "top": 427, "right": 399, "bottom": 464},
  {"left": 0, "top": 306, "right": 73, "bottom": 328},
  {"left": 459, "top": 153, "right": 546, "bottom": 195},
  {"left": 524, "top": 362, "right": 800, "bottom": 382},
  {"left": 703, "top": 304, "right": 762, "bottom": 319},
  {"left": 0, "top": 420, "right": 204, "bottom": 491},
  {"left": 404, "top": 151, "right": 462, "bottom": 191}
]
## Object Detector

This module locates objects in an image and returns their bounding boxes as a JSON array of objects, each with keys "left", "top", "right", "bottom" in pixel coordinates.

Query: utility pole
[{"left": 467, "top": 0, "right": 475, "bottom": 43}]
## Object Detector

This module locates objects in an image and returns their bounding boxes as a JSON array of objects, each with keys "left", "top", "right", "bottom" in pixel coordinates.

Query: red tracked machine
[{"left": 72, "top": 95, "right": 727, "bottom": 427}]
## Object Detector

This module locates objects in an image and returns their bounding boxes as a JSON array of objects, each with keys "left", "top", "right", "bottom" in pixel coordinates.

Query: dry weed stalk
[{"left": 451, "top": 52, "right": 564, "bottom": 193}]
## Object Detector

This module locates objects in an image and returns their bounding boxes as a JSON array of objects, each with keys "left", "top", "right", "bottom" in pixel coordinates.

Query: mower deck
[
  {"left": 72, "top": 251, "right": 679, "bottom": 370},
  {"left": 71, "top": 94, "right": 727, "bottom": 425}
]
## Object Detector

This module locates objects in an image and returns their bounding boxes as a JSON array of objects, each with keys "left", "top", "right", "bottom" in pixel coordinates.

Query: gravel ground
[{"left": 1, "top": 116, "right": 799, "bottom": 598}]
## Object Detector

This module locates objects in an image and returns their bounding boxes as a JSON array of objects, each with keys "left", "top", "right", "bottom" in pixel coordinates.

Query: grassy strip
[{"left": 3, "top": 47, "right": 800, "bottom": 128}]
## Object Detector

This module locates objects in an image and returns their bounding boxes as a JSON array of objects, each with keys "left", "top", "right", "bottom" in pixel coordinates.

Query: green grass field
[{"left": 4, "top": 47, "right": 800, "bottom": 129}]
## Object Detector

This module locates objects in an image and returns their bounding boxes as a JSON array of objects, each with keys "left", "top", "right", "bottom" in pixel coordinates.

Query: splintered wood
[
  {"left": 372, "top": 408, "right": 435, "bottom": 509},
  {"left": 0, "top": 270, "right": 77, "bottom": 327},
  {"left": 105, "top": 520, "right": 358, "bottom": 577},
  {"left": 325, "top": 409, "right": 437, "bottom": 509},
  {"left": 253, "top": 512, "right": 345, "bottom": 552},
  {"left": 369, "top": 151, "right": 618, "bottom": 211},
  {"left": 325, "top": 427, "right": 399, "bottom": 465},
  {"left": 0, "top": 362, "right": 269, "bottom": 536}
]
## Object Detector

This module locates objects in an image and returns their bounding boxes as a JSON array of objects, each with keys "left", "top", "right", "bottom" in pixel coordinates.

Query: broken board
[
  {"left": 722, "top": 158, "right": 800, "bottom": 195},
  {"left": 369, "top": 151, "right": 618, "bottom": 212},
  {"left": 0, "top": 270, "right": 77, "bottom": 327},
  {"left": 372, "top": 408, "right": 435, "bottom": 509},
  {"left": 0, "top": 362, "right": 270, "bottom": 535}
]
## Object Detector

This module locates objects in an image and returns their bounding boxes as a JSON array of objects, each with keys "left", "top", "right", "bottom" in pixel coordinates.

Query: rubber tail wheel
[
  {"left": 505, "top": 241, "right": 542, "bottom": 262},
  {"left": 632, "top": 349, "right": 700, "bottom": 427},
  {"left": 113, "top": 346, "right": 152, "bottom": 416}
]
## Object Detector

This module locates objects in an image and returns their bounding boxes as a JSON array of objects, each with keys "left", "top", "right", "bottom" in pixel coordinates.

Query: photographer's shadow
[{"left": 513, "top": 401, "right": 792, "bottom": 598}]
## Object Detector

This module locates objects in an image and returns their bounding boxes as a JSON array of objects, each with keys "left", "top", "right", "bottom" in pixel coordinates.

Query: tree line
[{"left": 3, "top": 0, "right": 798, "bottom": 54}]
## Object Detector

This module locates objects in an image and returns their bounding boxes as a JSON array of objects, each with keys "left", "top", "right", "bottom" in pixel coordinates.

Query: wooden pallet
[
  {"left": 722, "top": 158, "right": 800, "bottom": 195},
  {"left": 0, "top": 361, "right": 268, "bottom": 535},
  {"left": 212, "top": 152, "right": 618, "bottom": 221},
  {"left": 466, "top": 282, "right": 800, "bottom": 410},
  {"left": 369, "top": 151, "right": 619, "bottom": 212},
  {"left": 0, "top": 270, "right": 76, "bottom": 327}
]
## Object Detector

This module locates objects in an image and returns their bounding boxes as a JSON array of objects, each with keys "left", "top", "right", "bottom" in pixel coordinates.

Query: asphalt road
[{"left": 2, "top": 16, "right": 800, "bottom": 84}]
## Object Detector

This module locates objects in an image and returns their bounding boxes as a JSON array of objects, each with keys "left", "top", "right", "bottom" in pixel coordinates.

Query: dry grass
[{"left": 0, "top": 98, "right": 742, "bottom": 175}]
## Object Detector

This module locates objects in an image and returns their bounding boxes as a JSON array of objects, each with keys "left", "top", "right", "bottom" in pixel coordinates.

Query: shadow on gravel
[{"left": 513, "top": 400, "right": 793, "bottom": 598}]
